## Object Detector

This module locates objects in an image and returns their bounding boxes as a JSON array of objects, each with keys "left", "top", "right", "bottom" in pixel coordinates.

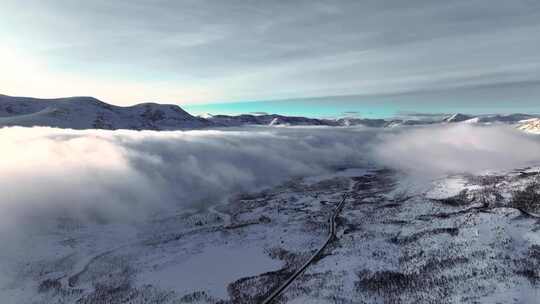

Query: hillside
[
  {"left": 0, "top": 94, "right": 212, "bottom": 130},
  {"left": 518, "top": 118, "right": 540, "bottom": 134}
]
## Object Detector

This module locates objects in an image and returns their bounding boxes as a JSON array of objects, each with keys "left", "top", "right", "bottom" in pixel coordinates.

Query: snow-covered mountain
[
  {"left": 1, "top": 94, "right": 539, "bottom": 131},
  {"left": 339, "top": 113, "right": 539, "bottom": 128},
  {"left": 518, "top": 118, "right": 540, "bottom": 134},
  {"left": 442, "top": 113, "right": 537, "bottom": 124},
  {"left": 474, "top": 113, "right": 536, "bottom": 124},
  {"left": 0, "top": 94, "right": 212, "bottom": 130},
  {"left": 207, "top": 114, "right": 439, "bottom": 128},
  {"left": 442, "top": 113, "right": 474, "bottom": 123},
  {"left": 335, "top": 117, "right": 388, "bottom": 127},
  {"left": 206, "top": 113, "right": 335, "bottom": 127}
]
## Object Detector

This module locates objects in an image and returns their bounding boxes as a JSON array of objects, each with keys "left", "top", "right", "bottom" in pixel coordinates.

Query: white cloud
[
  {"left": 0, "top": 126, "right": 372, "bottom": 232},
  {"left": 372, "top": 124, "right": 540, "bottom": 177},
  {"left": 1, "top": 124, "right": 540, "bottom": 234}
]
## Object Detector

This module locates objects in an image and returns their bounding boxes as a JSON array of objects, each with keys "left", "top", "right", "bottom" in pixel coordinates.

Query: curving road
[{"left": 261, "top": 194, "right": 348, "bottom": 304}]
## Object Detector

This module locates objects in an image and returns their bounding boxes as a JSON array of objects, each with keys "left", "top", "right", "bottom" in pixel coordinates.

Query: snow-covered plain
[
  {"left": 1, "top": 123, "right": 540, "bottom": 303},
  {"left": 141, "top": 246, "right": 282, "bottom": 298}
]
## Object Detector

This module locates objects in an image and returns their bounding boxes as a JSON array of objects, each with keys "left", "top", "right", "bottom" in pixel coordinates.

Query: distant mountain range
[{"left": 1, "top": 94, "right": 538, "bottom": 131}]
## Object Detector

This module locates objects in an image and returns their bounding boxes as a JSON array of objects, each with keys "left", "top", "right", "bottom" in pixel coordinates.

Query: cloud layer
[
  {"left": 2, "top": 124, "right": 540, "bottom": 233},
  {"left": 0, "top": 126, "right": 373, "bottom": 231},
  {"left": 2, "top": 1, "right": 540, "bottom": 103},
  {"left": 373, "top": 124, "right": 540, "bottom": 176}
]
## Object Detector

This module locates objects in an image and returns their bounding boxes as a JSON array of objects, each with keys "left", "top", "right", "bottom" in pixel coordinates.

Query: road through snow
[{"left": 261, "top": 194, "right": 348, "bottom": 304}]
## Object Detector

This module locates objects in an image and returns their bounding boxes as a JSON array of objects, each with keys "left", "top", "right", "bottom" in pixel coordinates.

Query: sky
[{"left": 2, "top": 0, "right": 540, "bottom": 107}]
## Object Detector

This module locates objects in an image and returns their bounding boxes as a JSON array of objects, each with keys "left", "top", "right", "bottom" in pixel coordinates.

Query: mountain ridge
[
  {"left": 0, "top": 94, "right": 211, "bottom": 130},
  {"left": 1, "top": 94, "right": 539, "bottom": 131}
]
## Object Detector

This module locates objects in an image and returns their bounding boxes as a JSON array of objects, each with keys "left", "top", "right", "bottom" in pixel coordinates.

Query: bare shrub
[
  {"left": 434, "top": 190, "right": 471, "bottom": 207},
  {"left": 511, "top": 179, "right": 540, "bottom": 214},
  {"left": 38, "top": 278, "right": 61, "bottom": 293}
]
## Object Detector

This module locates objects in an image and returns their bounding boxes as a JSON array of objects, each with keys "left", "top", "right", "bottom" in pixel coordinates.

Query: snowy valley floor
[{"left": 2, "top": 165, "right": 540, "bottom": 303}]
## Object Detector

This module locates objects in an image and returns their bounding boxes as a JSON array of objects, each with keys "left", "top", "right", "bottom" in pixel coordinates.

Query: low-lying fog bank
[{"left": 1, "top": 124, "right": 539, "bottom": 231}]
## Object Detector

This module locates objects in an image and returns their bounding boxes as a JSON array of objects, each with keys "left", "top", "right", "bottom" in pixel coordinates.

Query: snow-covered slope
[
  {"left": 5, "top": 166, "right": 540, "bottom": 303},
  {"left": 443, "top": 113, "right": 537, "bottom": 124},
  {"left": 207, "top": 114, "right": 437, "bottom": 128},
  {"left": 475, "top": 113, "right": 536, "bottom": 124},
  {"left": 518, "top": 118, "right": 540, "bottom": 134},
  {"left": 207, "top": 113, "right": 336, "bottom": 127},
  {"left": 336, "top": 117, "right": 388, "bottom": 127},
  {"left": 0, "top": 94, "right": 213, "bottom": 130},
  {"left": 443, "top": 113, "right": 474, "bottom": 123}
]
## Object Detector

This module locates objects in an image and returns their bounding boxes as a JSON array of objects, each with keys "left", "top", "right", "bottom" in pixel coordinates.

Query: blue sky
[
  {"left": 2, "top": 0, "right": 540, "bottom": 111},
  {"left": 185, "top": 81, "right": 540, "bottom": 118}
]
